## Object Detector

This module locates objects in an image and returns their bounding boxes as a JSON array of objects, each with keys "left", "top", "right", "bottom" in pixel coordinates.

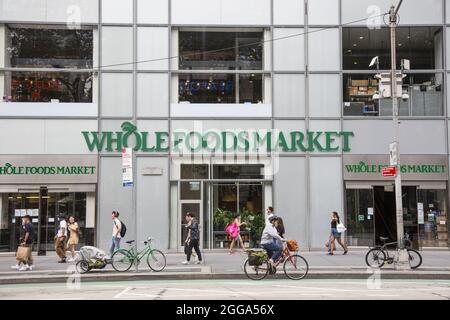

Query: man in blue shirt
[{"left": 11, "top": 215, "right": 34, "bottom": 271}]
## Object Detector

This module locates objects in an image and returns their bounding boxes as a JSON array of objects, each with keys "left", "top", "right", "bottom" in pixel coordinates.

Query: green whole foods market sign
[
  {"left": 82, "top": 122, "right": 354, "bottom": 153},
  {"left": 343, "top": 155, "right": 448, "bottom": 181}
]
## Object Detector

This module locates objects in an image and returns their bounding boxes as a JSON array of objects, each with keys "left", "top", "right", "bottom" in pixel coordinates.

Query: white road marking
[{"left": 114, "top": 287, "right": 132, "bottom": 299}]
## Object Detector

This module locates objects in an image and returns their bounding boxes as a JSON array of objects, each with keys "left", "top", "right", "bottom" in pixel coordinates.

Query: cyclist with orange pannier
[{"left": 260, "top": 216, "right": 286, "bottom": 267}]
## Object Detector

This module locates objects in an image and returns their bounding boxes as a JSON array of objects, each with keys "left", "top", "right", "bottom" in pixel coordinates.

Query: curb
[{"left": 2, "top": 271, "right": 450, "bottom": 285}]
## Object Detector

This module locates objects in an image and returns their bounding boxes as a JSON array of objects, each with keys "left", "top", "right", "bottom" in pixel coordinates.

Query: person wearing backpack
[{"left": 110, "top": 211, "right": 123, "bottom": 256}]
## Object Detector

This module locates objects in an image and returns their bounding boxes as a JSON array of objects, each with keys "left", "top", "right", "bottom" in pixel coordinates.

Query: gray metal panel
[
  {"left": 136, "top": 157, "right": 169, "bottom": 250},
  {"left": 273, "top": 157, "right": 308, "bottom": 248},
  {"left": 98, "top": 157, "right": 133, "bottom": 252}
]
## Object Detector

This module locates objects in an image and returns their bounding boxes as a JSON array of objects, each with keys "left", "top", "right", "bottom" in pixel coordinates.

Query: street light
[{"left": 369, "top": 0, "right": 410, "bottom": 270}]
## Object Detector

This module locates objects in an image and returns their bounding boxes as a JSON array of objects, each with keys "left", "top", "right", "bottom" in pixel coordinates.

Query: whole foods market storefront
[
  {"left": 344, "top": 155, "right": 449, "bottom": 248},
  {"left": 170, "top": 159, "right": 273, "bottom": 250},
  {"left": 0, "top": 155, "right": 97, "bottom": 253}
]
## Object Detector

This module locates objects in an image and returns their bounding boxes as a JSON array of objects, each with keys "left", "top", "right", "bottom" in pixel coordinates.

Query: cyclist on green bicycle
[{"left": 260, "top": 216, "right": 286, "bottom": 266}]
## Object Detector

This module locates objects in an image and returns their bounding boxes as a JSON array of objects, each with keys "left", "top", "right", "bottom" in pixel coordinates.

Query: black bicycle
[{"left": 365, "top": 236, "right": 422, "bottom": 269}]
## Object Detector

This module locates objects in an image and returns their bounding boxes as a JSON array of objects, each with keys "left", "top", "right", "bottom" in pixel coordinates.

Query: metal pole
[{"left": 389, "top": 2, "right": 410, "bottom": 269}]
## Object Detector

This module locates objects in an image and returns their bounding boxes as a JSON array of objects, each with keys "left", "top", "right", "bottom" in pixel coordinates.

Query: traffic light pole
[{"left": 389, "top": 1, "right": 410, "bottom": 270}]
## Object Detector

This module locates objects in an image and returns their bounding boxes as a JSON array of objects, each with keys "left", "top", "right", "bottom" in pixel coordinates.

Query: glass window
[
  {"left": 343, "top": 73, "right": 443, "bottom": 117},
  {"left": 213, "top": 165, "right": 264, "bottom": 179},
  {"left": 180, "top": 164, "right": 209, "bottom": 179},
  {"left": 6, "top": 26, "right": 93, "bottom": 69},
  {"left": 2, "top": 71, "right": 93, "bottom": 103},
  {"left": 179, "top": 31, "right": 263, "bottom": 70},
  {"left": 343, "top": 27, "right": 442, "bottom": 70},
  {"left": 343, "top": 73, "right": 378, "bottom": 116},
  {"left": 418, "top": 189, "right": 448, "bottom": 248},
  {"left": 345, "top": 188, "right": 374, "bottom": 246},
  {"left": 178, "top": 73, "right": 262, "bottom": 104}
]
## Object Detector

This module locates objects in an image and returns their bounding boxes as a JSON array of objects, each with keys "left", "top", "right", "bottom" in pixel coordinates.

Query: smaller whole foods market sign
[
  {"left": 343, "top": 155, "right": 448, "bottom": 181},
  {"left": 0, "top": 155, "right": 98, "bottom": 184},
  {"left": 82, "top": 122, "right": 354, "bottom": 153}
]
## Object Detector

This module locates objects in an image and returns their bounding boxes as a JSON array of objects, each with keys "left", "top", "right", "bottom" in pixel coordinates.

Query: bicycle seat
[
  {"left": 126, "top": 240, "right": 135, "bottom": 244},
  {"left": 379, "top": 237, "right": 389, "bottom": 242}
]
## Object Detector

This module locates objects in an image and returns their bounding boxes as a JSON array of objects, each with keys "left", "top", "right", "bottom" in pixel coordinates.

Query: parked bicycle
[
  {"left": 111, "top": 237, "right": 166, "bottom": 272},
  {"left": 243, "top": 240, "right": 309, "bottom": 280},
  {"left": 365, "top": 235, "right": 422, "bottom": 269}
]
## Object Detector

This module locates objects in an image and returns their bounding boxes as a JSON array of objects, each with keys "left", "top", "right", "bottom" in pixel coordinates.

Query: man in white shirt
[
  {"left": 110, "top": 211, "right": 122, "bottom": 256},
  {"left": 54, "top": 214, "right": 67, "bottom": 263}
]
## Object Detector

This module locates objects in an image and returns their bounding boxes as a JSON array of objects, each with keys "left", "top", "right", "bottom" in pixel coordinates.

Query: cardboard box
[
  {"left": 352, "top": 80, "right": 369, "bottom": 86},
  {"left": 437, "top": 232, "right": 448, "bottom": 240},
  {"left": 437, "top": 225, "right": 447, "bottom": 232},
  {"left": 368, "top": 88, "right": 376, "bottom": 95},
  {"left": 348, "top": 86, "right": 358, "bottom": 96}
]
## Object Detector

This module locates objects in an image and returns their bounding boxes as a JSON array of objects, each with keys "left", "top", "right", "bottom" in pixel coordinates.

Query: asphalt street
[{"left": 0, "top": 279, "right": 449, "bottom": 300}]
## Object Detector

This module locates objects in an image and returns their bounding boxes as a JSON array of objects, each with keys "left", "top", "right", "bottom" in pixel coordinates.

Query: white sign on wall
[
  {"left": 122, "top": 148, "right": 133, "bottom": 187},
  {"left": 418, "top": 203, "right": 424, "bottom": 224}
]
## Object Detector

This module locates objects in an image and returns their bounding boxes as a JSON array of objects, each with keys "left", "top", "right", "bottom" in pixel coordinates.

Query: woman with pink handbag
[{"left": 226, "top": 213, "right": 246, "bottom": 254}]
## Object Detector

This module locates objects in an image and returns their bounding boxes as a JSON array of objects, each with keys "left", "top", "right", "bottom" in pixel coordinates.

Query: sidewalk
[{"left": 0, "top": 249, "right": 449, "bottom": 284}]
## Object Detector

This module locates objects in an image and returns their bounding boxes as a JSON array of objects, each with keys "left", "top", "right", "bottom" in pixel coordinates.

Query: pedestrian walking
[
  {"left": 328, "top": 211, "right": 348, "bottom": 255},
  {"left": 110, "top": 211, "right": 122, "bottom": 257},
  {"left": 54, "top": 214, "right": 68, "bottom": 263},
  {"left": 265, "top": 206, "right": 274, "bottom": 225},
  {"left": 67, "top": 216, "right": 80, "bottom": 262},
  {"left": 182, "top": 212, "right": 202, "bottom": 265},
  {"left": 227, "top": 213, "right": 246, "bottom": 254},
  {"left": 11, "top": 215, "right": 34, "bottom": 271}
]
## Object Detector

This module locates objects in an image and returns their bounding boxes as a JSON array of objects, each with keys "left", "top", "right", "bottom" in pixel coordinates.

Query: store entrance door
[{"left": 374, "top": 185, "right": 419, "bottom": 248}]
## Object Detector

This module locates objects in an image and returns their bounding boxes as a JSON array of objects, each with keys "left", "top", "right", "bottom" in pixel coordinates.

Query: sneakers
[
  {"left": 195, "top": 260, "right": 203, "bottom": 265},
  {"left": 19, "top": 264, "right": 30, "bottom": 271},
  {"left": 343, "top": 250, "right": 348, "bottom": 255},
  {"left": 11, "top": 264, "right": 20, "bottom": 270},
  {"left": 28, "top": 265, "right": 34, "bottom": 271},
  {"left": 58, "top": 259, "right": 66, "bottom": 263},
  {"left": 181, "top": 260, "right": 190, "bottom": 265}
]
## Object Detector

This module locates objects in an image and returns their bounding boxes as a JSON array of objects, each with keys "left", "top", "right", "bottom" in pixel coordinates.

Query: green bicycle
[{"left": 111, "top": 237, "right": 166, "bottom": 272}]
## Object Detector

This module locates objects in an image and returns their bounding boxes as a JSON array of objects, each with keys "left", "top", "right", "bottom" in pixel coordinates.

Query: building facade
[{"left": 0, "top": 0, "right": 449, "bottom": 253}]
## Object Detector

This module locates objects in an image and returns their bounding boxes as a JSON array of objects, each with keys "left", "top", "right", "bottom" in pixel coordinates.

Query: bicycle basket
[
  {"left": 248, "top": 250, "right": 268, "bottom": 266},
  {"left": 287, "top": 240, "right": 299, "bottom": 251}
]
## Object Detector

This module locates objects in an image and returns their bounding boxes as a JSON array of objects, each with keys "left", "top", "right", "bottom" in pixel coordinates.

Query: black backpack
[{"left": 118, "top": 220, "right": 127, "bottom": 238}]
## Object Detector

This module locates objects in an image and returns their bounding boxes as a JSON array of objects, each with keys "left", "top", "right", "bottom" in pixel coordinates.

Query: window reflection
[
  {"left": 7, "top": 26, "right": 93, "bottom": 69},
  {"left": 3, "top": 71, "right": 93, "bottom": 103}
]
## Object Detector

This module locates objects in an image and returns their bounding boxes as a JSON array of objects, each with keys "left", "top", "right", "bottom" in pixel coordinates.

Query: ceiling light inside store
[
  {"left": 359, "top": 36, "right": 364, "bottom": 39},
  {"left": 353, "top": 43, "right": 357, "bottom": 47}
]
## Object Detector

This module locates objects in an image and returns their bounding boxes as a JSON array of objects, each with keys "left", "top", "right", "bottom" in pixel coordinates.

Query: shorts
[{"left": 330, "top": 228, "right": 341, "bottom": 238}]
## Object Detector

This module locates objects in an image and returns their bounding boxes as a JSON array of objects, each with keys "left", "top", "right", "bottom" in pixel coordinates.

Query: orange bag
[{"left": 287, "top": 240, "right": 299, "bottom": 251}]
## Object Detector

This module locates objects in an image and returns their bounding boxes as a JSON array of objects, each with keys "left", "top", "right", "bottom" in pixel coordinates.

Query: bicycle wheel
[
  {"left": 243, "top": 258, "right": 269, "bottom": 280},
  {"left": 365, "top": 248, "right": 386, "bottom": 268},
  {"left": 111, "top": 249, "right": 134, "bottom": 272},
  {"left": 407, "top": 249, "right": 422, "bottom": 269},
  {"left": 283, "top": 254, "right": 309, "bottom": 280},
  {"left": 76, "top": 260, "right": 90, "bottom": 274},
  {"left": 147, "top": 249, "right": 166, "bottom": 272}
]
